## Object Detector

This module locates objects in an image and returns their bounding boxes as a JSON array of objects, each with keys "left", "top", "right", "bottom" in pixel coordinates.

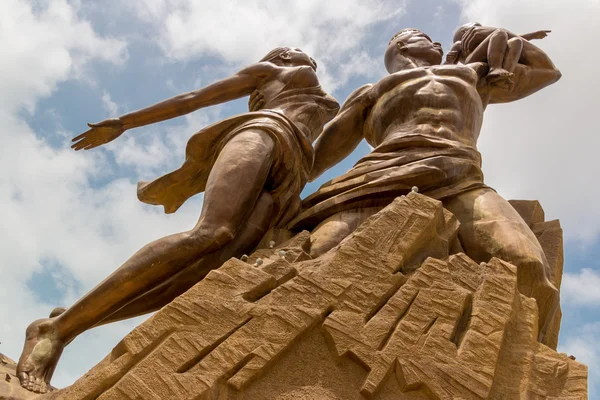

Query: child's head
[{"left": 453, "top": 22, "right": 482, "bottom": 43}]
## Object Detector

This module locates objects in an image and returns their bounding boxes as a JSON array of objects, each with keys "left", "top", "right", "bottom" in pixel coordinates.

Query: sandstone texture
[
  {"left": 32, "top": 193, "right": 586, "bottom": 400},
  {"left": 1, "top": 353, "right": 40, "bottom": 400}
]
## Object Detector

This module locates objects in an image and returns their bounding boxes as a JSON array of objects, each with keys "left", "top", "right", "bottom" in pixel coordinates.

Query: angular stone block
[
  {"left": 509, "top": 200, "right": 546, "bottom": 227},
  {"left": 42, "top": 193, "right": 586, "bottom": 400}
]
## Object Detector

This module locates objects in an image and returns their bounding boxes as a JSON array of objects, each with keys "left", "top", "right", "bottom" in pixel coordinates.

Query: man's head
[
  {"left": 384, "top": 28, "right": 443, "bottom": 73},
  {"left": 260, "top": 47, "right": 317, "bottom": 71}
]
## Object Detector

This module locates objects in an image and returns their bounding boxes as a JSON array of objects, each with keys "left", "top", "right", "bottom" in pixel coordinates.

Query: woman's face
[{"left": 285, "top": 48, "right": 317, "bottom": 71}]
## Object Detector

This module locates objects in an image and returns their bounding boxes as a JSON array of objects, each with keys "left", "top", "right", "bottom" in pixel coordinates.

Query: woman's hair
[{"left": 260, "top": 47, "right": 291, "bottom": 64}]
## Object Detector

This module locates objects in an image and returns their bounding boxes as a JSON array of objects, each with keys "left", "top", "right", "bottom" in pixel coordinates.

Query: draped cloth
[
  {"left": 136, "top": 74, "right": 338, "bottom": 228},
  {"left": 288, "top": 133, "right": 490, "bottom": 230},
  {"left": 136, "top": 110, "right": 313, "bottom": 227}
]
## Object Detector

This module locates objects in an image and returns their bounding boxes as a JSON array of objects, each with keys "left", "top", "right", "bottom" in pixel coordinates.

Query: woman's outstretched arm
[
  {"left": 119, "top": 62, "right": 278, "bottom": 129},
  {"left": 72, "top": 62, "right": 278, "bottom": 151}
]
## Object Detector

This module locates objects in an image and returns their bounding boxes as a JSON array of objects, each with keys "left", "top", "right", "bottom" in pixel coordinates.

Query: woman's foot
[{"left": 16, "top": 318, "right": 65, "bottom": 393}]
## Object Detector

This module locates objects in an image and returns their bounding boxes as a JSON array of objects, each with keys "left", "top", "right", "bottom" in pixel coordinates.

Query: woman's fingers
[
  {"left": 71, "top": 134, "right": 97, "bottom": 150},
  {"left": 248, "top": 90, "right": 265, "bottom": 111},
  {"left": 72, "top": 128, "right": 92, "bottom": 142}
]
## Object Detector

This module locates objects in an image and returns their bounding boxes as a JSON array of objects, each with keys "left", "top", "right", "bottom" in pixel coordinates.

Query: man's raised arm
[
  {"left": 484, "top": 41, "right": 561, "bottom": 104},
  {"left": 310, "top": 84, "right": 374, "bottom": 181}
]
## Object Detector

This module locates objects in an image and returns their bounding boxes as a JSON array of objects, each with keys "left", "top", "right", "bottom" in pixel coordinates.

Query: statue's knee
[
  {"left": 507, "top": 37, "right": 524, "bottom": 48},
  {"left": 508, "top": 37, "right": 522, "bottom": 44},
  {"left": 212, "top": 226, "right": 236, "bottom": 247},
  {"left": 492, "top": 28, "right": 509, "bottom": 39},
  {"left": 186, "top": 225, "right": 236, "bottom": 254},
  {"left": 310, "top": 238, "right": 333, "bottom": 259}
]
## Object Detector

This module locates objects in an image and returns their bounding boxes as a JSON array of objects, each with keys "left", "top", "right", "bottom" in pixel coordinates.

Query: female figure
[{"left": 17, "top": 47, "right": 339, "bottom": 393}]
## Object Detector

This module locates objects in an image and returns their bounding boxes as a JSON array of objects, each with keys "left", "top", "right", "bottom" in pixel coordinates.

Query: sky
[{"left": 0, "top": 0, "right": 599, "bottom": 395}]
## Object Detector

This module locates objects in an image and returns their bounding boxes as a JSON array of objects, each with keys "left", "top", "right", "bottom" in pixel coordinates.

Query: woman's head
[{"left": 260, "top": 47, "right": 317, "bottom": 70}]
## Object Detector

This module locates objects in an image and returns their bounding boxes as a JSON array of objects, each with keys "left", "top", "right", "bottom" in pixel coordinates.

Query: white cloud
[
  {"left": 108, "top": 105, "right": 224, "bottom": 177},
  {"left": 559, "top": 322, "right": 599, "bottom": 396},
  {"left": 456, "top": 0, "right": 600, "bottom": 243},
  {"left": 0, "top": 108, "right": 205, "bottom": 386},
  {"left": 126, "top": 0, "right": 401, "bottom": 93},
  {"left": 0, "top": 0, "right": 127, "bottom": 114},
  {"left": 562, "top": 268, "right": 600, "bottom": 306},
  {"left": 2, "top": 0, "right": 596, "bottom": 393},
  {"left": 101, "top": 91, "right": 119, "bottom": 117},
  {"left": 0, "top": 0, "right": 200, "bottom": 389}
]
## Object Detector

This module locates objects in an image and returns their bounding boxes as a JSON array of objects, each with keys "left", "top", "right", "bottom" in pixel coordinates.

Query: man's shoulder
[{"left": 342, "top": 84, "right": 375, "bottom": 109}]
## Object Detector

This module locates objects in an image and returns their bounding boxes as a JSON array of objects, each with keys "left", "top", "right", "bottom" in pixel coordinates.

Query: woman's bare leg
[
  {"left": 96, "top": 191, "right": 274, "bottom": 324},
  {"left": 17, "top": 129, "right": 275, "bottom": 393}
]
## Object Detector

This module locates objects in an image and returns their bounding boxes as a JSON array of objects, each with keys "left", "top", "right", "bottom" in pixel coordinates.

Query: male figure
[{"left": 288, "top": 28, "right": 561, "bottom": 343}]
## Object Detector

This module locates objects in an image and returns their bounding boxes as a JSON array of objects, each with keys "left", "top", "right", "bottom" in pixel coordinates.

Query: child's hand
[{"left": 522, "top": 30, "right": 551, "bottom": 40}]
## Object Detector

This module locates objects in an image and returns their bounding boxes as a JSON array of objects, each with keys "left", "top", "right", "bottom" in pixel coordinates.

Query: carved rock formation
[
  {"left": 1, "top": 352, "right": 40, "bottom": 400},
  {"left": 33, "top": 192, "right": 586, "bottom": 400}
]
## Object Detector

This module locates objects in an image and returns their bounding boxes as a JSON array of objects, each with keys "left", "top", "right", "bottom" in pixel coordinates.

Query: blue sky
[{"left": 1, "top": 0, "right": 599, "bottom": 394}]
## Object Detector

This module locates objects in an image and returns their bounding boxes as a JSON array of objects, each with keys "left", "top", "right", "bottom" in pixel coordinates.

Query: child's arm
[
  {"left": 445, "top": 41, "right": 462, "bottom": 64},
  {"left": 520, "top": 30, "right": 551, "bottom": 41}
]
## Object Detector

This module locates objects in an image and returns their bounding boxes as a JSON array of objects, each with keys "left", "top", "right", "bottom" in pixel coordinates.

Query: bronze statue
[
  {"left": 445, "top": 22, "right": 551, "bottom": 88},
  {"left": 16, "top": 47, "right": 339, "bottom": 393},
  {"left": 288, "top": 28, "right": 561, "bottom": 346}
]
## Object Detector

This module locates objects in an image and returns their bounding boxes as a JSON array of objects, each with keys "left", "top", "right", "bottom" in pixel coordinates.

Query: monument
[{"left": 0, "top": 25, "right": 588, "bottom": 400}]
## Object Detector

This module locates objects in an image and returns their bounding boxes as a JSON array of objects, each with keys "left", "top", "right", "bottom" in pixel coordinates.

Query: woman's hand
[
  {"left": 71, "top": 118, "right": 126, "bottom": 151},
  {"left": 248, "top": 90, "right": 266, "bottom": 112}
]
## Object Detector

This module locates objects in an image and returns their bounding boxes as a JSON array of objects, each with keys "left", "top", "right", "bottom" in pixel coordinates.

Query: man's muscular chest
[{"left": 374, "top": 65, "right": 479, "bottom": 98}]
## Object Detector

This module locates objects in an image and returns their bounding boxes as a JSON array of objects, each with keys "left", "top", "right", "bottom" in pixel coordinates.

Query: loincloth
[
  {"left": 288, "top": 134, "right": 489, "bottom": 230},
  {"left": 137, "top": 110, "right": 313, "bottom": 228}
]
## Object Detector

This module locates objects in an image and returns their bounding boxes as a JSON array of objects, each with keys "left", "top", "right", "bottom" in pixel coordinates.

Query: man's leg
[
  {"left": 310, "top": 207, "right": 383, "bottom": 258},
  {"left": 444, "top": 188, "right": 559, "bottom": 342}
]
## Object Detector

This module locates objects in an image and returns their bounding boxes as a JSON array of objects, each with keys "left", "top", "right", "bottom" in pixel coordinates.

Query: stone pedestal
[{"left": 33, "top": 193, "right": 586, "bottom": 400}]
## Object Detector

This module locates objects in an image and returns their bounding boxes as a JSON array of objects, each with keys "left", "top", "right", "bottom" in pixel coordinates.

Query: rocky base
[
  {"left": 1, "top": 353, "right": 40, "bottom": 400},
  {"left": 31, "top": 192, "right": 586, "bottom": 400}
]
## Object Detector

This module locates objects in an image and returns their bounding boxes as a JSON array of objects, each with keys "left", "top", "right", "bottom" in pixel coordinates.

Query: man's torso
[{"left": 366, "top": 64, "right": 484, "bottom": 149}]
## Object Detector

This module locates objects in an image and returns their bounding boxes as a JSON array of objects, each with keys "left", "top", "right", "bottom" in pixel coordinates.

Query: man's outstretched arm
[{"left": 310, "top": 84, "right": 374, "bottom": 181}]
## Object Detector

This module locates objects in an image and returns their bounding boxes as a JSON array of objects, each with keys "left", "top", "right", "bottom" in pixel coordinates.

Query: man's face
[
  {"left": 285, "top": 48, "right": 317, "bottom": 71},
  {"left": 392, "top": 31, "right": 444, "bottom": 67}
]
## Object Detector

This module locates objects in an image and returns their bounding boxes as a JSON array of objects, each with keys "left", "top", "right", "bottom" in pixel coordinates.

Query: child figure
[{"left": 446, "top": 22, "right": 550, "bottom": 87}]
